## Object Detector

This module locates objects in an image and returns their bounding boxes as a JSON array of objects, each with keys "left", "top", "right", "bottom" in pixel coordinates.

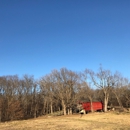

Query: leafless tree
[
  {"left": 124, "top": 83, "right": 130, "bottom": 107},
  {"left": 77, "top": 72, "right": 95, "bottom": 112},
  {"left": 85, "top": 67, "right": 114, "bottom": 112},
  {"left": 39, "top": 73, "right": 57, "bottom": 115},
  {"left": 112, "top": 74, "right": 130, "bottom": 109},
  {"left": 51, "top": 68, "right": 79, "bottom": 115}
]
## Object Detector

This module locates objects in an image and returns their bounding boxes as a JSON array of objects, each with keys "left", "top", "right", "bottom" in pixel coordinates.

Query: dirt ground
[{"left": 0, "top": 112, "right": 130, "bottom": 130}]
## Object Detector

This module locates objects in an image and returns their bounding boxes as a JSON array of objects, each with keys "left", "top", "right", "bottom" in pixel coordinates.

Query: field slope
[{"left": 0, "top": 112, "right": 130, "bottom": 130}]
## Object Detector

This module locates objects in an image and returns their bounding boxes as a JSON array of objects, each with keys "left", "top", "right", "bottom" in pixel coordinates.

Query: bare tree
[
  {"left": 39, "top": 73, "right": 56, "bottom": 115},
  {"left": 124, "top": 83, "right": 130, "bottom": 107},
  {"left": 112, "top": 74, "right": 130, "bottom": 109},
  {"left": 85, "top": 67, "right": 114, "bottom": 112},
  {"left": 78, "top": 72, "right": 95, "bottom": 112},
  {"left": 81, "top": 83, "right": 94, "bottom": 112},
  {"left": 51, "top": 68, "right": 79, "bottom": 115}
]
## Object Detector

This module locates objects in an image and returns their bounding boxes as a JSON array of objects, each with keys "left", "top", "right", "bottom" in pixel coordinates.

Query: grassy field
[{"left": 0, "top": 112, "right": 130, "bottom": 130}]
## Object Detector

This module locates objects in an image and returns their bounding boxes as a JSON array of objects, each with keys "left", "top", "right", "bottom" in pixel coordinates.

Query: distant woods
[{"left": 0, "top": 67, "right": 130, "bottom": 122}]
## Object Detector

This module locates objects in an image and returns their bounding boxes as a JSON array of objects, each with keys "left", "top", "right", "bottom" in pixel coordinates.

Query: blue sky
[{"left": 0, "top": 0, "right": 130, "bottom": 79}]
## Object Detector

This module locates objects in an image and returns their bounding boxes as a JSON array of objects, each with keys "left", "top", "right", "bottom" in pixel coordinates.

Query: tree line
[{"left": 0, "top": 67, "right": 130, "bottom": 122}]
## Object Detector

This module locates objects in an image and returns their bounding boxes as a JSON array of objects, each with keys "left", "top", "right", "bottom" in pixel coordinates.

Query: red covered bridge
[{"left": 80, "top": 102, "right": 103, "bottom": 112}]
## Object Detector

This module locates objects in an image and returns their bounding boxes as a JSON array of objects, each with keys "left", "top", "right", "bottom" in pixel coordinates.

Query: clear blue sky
[{"left": 0, "top": 0, "right": 130, "bottom": 79}]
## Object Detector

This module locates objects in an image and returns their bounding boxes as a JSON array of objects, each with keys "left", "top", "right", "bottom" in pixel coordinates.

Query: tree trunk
[
  {"left": 43, "top": 100, "right": 47, "bottom": 115},
  {"left": 34, "top": 111, "right": 36, "bottom": 118},
  {"left": 0, "top": 101, "right": 2, "bottom": 122},
  {"left": 62, "top": 100, "right": 66, "bottom": 115},
  {"left": 114, "top": 92, "right": 123, "bottom": 109},
  {"left": 63, "top": 104, "right": 66, "bottom": 115},
  {"left": 33, "top": 104, "right": 37, "bottom": 118},
  {"left": 69, "top": 108, "right": 72, "bottom": 115},
  {"left": 104, "top": 92, "right": 108, "bottom": 112},
  {"left": 89, "top": 97, "right": 93, "bottom": 112},
  {"left": 50, "top": 101, "right": 53, "bottom": 114},
  {"left": 67, "top": 108, "right": 70, "bottom": 115},
  {"left": 0, "top": 110, "right": 1, "bottom": 122}
]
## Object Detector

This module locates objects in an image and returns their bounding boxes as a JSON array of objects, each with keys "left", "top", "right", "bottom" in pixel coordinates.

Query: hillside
[{"left": 0, "top": 112, "right": 130, "bottom": 130}]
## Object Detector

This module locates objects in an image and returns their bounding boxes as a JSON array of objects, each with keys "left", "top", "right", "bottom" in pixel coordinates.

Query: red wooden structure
[{"left": 81, "top": 102, "right": 103, "bottom": 112}]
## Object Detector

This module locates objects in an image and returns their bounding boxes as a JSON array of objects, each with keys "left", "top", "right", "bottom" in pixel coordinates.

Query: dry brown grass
[{"left": 0, "top": 112, "right": 130, "bottom": 130}]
